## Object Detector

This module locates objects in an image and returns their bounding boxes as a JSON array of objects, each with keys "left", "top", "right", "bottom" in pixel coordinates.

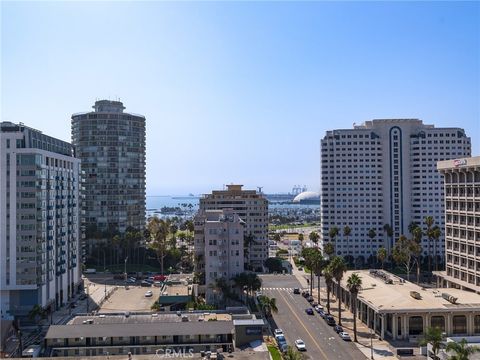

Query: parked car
[
  {"left": 339, "top": 332, "right": 351, "bottom": 341},
  {"left": 294, "top": 339, "right": 306, "bottom": 351},
  {"left": 153, "top": 275, "right": 167, "bottom": 281},
  {"left": 318, "top": 310, "right": 326, "bottom": 318},
  {"left": 293, "top": 288, "right": 300, "bottom": 294},
  {"left": 276, "top": 335, "right": 287, "bottom": 347},
  {"left": 298, "top": 267, "right": 303, "bottom": 271},
  {"left": 145, "top": 290, "right": 153, "bottom": 297},
  {"left": 307, "top": 296, "right": 314, "bottom": 302},
  {"left": 311, "top": 301, "right": 318, "bottom": 307},
  {"left": 274, "top": 329, "right": 284, "bottom": 337},
  {"left": 334, "top": 325, "right": 343, "bottom": 334},
  {"left": 314, "top": 305, "right": 323, "bottom": 312},
  {"left": 153, "top": 281, "right": 162, "bottom": 287},
  {"left": 305, "top": 308, "right": 314, "bottom": 315},
  {"left": 325, "top": 315, "right": 336, "bottom": 326},
  {"left": 279, "top": 343, "right": 288, "bottom": 353},
  {"left": 141, "top": 280, "right": 152, "bottom": 287},
  {"left": 301, "top": 291, "right": 309, "bottom": 298}
]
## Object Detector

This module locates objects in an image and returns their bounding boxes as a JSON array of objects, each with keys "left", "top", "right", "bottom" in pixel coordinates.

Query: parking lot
[{"left": 99, "top": 285, "right": 161, "bottom": 312}]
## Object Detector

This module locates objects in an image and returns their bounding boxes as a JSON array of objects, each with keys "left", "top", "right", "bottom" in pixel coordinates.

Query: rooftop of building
[
  {"left": 46, "top": 320, "right": 234, "bottom": 339},
  {"left": 437, "top": 156, "right": 480, "bottom": 171},
  {"left": 68, "top": 312, "right": 233, "bottom": 326},
  {"left": 202, "top": 185, "right": 267, "bottom": 199},
  {"left": 340, "top": 270, "right": 480, "bottom": 313},
  {"left": 72, "top": 100, "right": 145, "bottom": 118}
]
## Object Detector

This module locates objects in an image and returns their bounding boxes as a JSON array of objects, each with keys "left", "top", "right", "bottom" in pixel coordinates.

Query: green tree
[
  {"left": 146, "top": 217, "right": 171, "bottom": 275},
  {"left": 393, "top": 235, "right": 419, "bottom": 282},
  {"left": 419, "top": 327, "right": 444, "bottom": 360},
  {"left": 367, "top": 228, "right": 376, "bottom": 264},
  {"left": 383, "top": 224, "right": 394, "bottom": 257},
  {"left": 377, "top": 247, "right": 387, "bottom": 270},
  {"left": 346, "top": 273, "right": 362, "bottom": 342},
  {"left": 298, "top": 233, "right": 304, "bottom": 241},
  {"left": 329, "top": 256, "right": 347, "bottom": 325},
  {"left": 301, "top": 247, "right": 317, "bottom": 295},
  {"left": 343, "top": 225, "right": 351, "bottom": 255},
  {"left": 244, "top": 233, "right": 256, "bottom": 266},
  {"left": 310, "top": 248, "right": 325, "bottom": 302},
  {"left": 273, "top": 233, "right": 281, "bottom": 242},
  {"left": 445, "top": 338, "right": 480, "bottom": 360},
  {"left": 28, "top": 304, "right": 46, "bottom": 327},
  {"left": 329, "top": 226, "right": 339, "bottom": 255},
  {"left": 432, "top": 225, "right": 441, "bottom": 272},
  {"left": 411, "top": 225, "right": 423, "bottom": 284},
  {"left": 283, "top": 346, "right": 304, "bottom": 360},
  {"left": 309, "top": 231, "right": 319, "bottom": 246},
  {"left": 258, "top": 295, "right": 278, "bottom": 317},
  {"left": 424, "top": 216, "right": 435, "bottom": 273},
  {"left": 323, "top": 266, "right": 334, "bottom": 315},
  {"left": 324, "top": 242, "right": 335, "bottom": 258},
  {"left": 265, "top": 257, "right": 284, "bottom": 273}
]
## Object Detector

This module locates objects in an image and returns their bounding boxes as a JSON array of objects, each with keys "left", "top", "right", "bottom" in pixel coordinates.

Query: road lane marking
[{"left": 277, "top": 290, "right": 330, "bottom": 360}]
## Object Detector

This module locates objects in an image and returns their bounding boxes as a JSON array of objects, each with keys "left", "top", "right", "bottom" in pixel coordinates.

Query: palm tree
[
  {"left": 258, "top": 295, "right": 278, "bottom": 317},
  {"left": 245, "top": 272, "right": 262, "bottom": 298},
  {"left": 329, "top": 226, "right": 339, "bottom": 255},
  {"left": 244, "top": 233, "right": 256, "bottom": 268},
  {"left": 445, "top": 338, "right": 480, "bottom": 360},
  {"left": 377, "top": 247, "right": 387, "bottom": 270},
  {"left": 424, "top": 216, "right": 435, "bottom": 273},
  {"left": 301, "top": 247, "right": 317, "bottom": 295},
  {"left": 419, "top": 327, "right": 444, "bottom": 360},
  {"left": 329, "top": 256, "right": 347, "bottom": 325},
  {"left": 310, "top": 249, "right": 325, "bottom": 303},
  {"left": 283, "top": 346, "right": 304, "bottom": 360},
  {"left": 412, "top": 226, "right": 423, "bottom": 284},
  {"left": 324, "top": 242, "right": 335, "bottom": 258},
  {"left": 367, "top": 228, "right": 376, "bottom": 264},
  {"left": 343, "top": 225, "right": 351, "bottom": 257},
  {"left": 432, "top": 225, "right": 441, "bottom": 272},
  {"left": 346, "top": 273, "right": 362, "bottom": 342},
  {"left": 323, "top": 266, "right": 334, "bottom": 315},
  {"left": 309, "top": 231, "right": 319, "bottom": 247},
  {"left": 383, "top": 223, "right": 394, "bottom": 257}
]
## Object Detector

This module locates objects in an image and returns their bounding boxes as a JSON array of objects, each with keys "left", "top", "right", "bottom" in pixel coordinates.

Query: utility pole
[{"left": 370, "top": 327, "right": 374, "bottom": 359}]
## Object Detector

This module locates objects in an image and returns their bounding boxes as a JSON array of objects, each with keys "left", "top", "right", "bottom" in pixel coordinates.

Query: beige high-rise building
[
  {"left": 194, "top": 209, "right": 245, "bottom": 303},
  {"left": 437, "top": 156, "right": 480, "bottom": 294},
  {"left": 199, "top": 185, "right": 268, "bottom": 271}
]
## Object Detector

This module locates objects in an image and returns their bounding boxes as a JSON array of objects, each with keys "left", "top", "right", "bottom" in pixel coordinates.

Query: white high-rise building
[
  {"left": 437, "top": 156, "right": 480, "bottom": 294},
  {"left": 0, "top": 122, "right": 82, "bottom": 318},
  {"left": 320, "top": 119, "right": 471, "bottom": 264},
  {"left": 194, "top": 209, "right": 245, "bottom": 303},
  {"left": 199, "top": 185, "right": 268, "bottom": 271}
]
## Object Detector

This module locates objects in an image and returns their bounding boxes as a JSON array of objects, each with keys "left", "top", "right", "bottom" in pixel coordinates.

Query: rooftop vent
[{"left": 442, "top": 292, "right": 458, "bottom": 304}]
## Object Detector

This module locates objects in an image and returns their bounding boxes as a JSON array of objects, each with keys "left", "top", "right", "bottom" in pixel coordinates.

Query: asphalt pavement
[{"left": 260, "top": 274, "right": 366, "bottom": 360}]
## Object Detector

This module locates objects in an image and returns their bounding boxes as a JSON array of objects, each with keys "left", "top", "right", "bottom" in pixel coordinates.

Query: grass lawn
[
  {"left": 269, "top": 223, "right": 317, "bottom": 231},
  {"left": 267, "top": 345, "right": 282, "bottom": 360}
]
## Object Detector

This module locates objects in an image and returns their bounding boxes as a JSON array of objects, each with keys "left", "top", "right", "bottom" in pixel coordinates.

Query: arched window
[
  {"left": 474, "top": 315, "right": 480, "bottom": 334},
  {"left": 430, "top": 316, "right": 445, "bottom": 332},
  {"left": 453, "top": 315, "right": 467, "bottom": 334},
  {"left": 409, "top": 316, "right": 423, "bottom": 335}
]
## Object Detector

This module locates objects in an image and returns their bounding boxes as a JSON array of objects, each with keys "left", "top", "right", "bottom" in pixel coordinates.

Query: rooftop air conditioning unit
[{"left": 410, "top": 291, "right": 421, "bottom": 300}]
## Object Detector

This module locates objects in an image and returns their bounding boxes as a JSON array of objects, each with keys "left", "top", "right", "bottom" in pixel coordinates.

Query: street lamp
[{"left": 124, "top": 256, "right": 128, "bottom": 286}]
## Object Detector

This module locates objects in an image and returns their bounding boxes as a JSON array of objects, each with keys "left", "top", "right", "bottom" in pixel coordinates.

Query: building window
[
  {"left": 409, "top": 316, "right": 423, "bottom": 335},
  {"left": 453, "top": 315, "right": 467, "bottom": 334},
  {"left": 430, "top": 316, "right": 445, "bottom": 332},
  {"left": 474, "top": 315, "right": 480, "bottom": 334}
]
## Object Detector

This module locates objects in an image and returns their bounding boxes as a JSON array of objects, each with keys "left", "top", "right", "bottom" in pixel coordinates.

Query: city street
[{"left": 260, "top": 274, "right": 365, "bottom": 360}]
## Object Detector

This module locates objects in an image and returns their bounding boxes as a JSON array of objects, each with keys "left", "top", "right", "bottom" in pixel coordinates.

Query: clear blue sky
[{"left": 2, "top": 1, "right": 479, "bottom": 195}]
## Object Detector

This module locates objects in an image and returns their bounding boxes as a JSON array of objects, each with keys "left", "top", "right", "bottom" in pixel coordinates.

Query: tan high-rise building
[
  {"left": 320, "top": 119, "right": 471, "bottom": 265},
  {"left": 199, "top": 185, "right": 268, "bottom": 271},
  {"left": 437, "top": 156, "right": 480, "bottom": 294}
]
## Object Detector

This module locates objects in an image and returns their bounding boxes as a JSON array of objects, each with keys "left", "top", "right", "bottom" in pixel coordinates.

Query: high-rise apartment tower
[
  {"left": 199, "top": 185, "right": 268, "bottom": 271},
  {"left": 437, "top": 156, "right": 480, "bottom": 294},
  {"left": 0, "top": 122, "right": 82, "bottom": 317},
  {"left": 320, "top": 119, "right": 470, "bottom": 263},
  {"left": 71, "top": 100, "right": 146, "bottom": 249}
]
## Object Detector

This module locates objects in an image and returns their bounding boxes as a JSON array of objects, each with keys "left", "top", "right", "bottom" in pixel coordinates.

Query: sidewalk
[{"left": 320, "top": 294, "right": 397, "bottom": 359}]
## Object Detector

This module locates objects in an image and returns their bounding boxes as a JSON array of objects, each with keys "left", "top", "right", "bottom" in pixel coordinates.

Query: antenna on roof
[{"left": 257, "top": 186, "right": 263, "bottom": 194}]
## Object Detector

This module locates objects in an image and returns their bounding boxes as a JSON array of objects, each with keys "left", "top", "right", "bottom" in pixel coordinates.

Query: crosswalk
[{"left": 261, "top": 287, "right": 297, "bottom": 291}]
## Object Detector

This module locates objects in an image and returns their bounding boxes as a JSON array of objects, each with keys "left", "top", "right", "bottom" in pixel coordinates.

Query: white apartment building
[
  {"left": 320, "top": 119, "right": 471, "bottom": 263},
  {"left": 437, "top": 156, "right": 480, "bottom": 293},
  {"left": 199, "top": 185, "right": 268, "bottom": 271},
  {"left": 194, "top": 209, "right": 245, "bottom": 303},
  {"left": 0, "top": 122, "right": 82, "bottom": 318}
]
